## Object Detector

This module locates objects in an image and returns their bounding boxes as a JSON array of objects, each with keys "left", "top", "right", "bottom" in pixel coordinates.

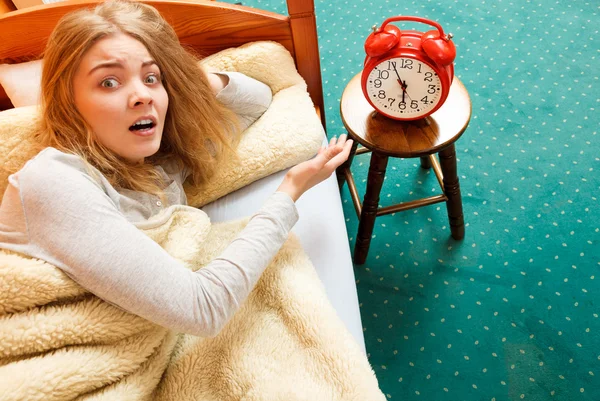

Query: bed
[{"left": 0, "top": 0, "right": 366, "bottom": 358}]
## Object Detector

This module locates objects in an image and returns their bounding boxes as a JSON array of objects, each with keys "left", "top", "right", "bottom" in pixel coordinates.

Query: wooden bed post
[
  {"left": 0, "top": 0, "right": 16, "bottom": 15},
  {"left": 286, "top": 0, "right": 326, "bottom": 132}
]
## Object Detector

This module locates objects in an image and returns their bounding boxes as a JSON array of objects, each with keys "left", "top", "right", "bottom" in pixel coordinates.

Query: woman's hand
[
  {"left": 201, "top": 65, "right": 229, "bottom": 95},
  {"left": 277, "top": 134, "right": 354, "bottom": 202}
]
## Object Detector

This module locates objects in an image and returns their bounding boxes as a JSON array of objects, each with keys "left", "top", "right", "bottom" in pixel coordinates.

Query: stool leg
[
  {"left": 354, "top": 151, "right": 388, "bottom": 264},
  {"left": 438, "top": 144, "right": 465, "bottom": 240},
  {"left": 420, "top": 156, "right": 431, "bottom": 169},
  {"left": 336, "top": 137, "right": 359, "bottom": 191}
]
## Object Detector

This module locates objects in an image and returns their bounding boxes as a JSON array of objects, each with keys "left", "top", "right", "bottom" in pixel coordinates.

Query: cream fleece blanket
[{"left": 0, "top": 205, "right": 385, "bottom": 400}]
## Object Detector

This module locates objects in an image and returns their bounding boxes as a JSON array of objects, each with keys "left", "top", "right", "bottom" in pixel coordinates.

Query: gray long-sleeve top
[{"left": 0, "top": 72, "right": 299, "bottom": 337}]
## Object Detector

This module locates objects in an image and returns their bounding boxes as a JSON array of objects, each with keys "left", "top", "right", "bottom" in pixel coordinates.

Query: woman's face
[{"left": 73, "top": 33, "right": 169, "bottom": 163}]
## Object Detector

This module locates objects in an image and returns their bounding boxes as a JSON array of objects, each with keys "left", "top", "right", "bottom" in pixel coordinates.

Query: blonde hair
[{"left": 39, "top": 0, "right": 239, "bottom": 195}]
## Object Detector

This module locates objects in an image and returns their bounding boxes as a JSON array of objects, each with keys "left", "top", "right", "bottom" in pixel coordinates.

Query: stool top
[{"left": 340, "top": 73, "right": 472, "bottom": 157}]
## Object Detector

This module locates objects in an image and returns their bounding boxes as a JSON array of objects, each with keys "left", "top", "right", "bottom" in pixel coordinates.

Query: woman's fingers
[
  {"left": 325, "top": 134, "right": 349, "bottom": 156},
  {"left": 313, "top": 135, "right": 352, "bottom": 171},
  {"left": 280, "top": 136, "right": 354, "bottom": 201},
  {"left": 325, "top": 139, "right": 353, "bottom": 169},
  {"left": 327, "top": 134, "right": 349, "bottom": 149}
]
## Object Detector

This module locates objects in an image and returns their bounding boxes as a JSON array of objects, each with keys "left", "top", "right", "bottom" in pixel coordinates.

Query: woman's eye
[
  {"left": 100, "top": 78, "right": 119, "bottom": 88},
  {"left": 145, "top": 74, "right": 160, "bottom": 84}
]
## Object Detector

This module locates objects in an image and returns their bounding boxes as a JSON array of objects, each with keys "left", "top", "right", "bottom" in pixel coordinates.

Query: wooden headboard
[{"left": 0, "top": 0, "right": 326, "bottom": 128}]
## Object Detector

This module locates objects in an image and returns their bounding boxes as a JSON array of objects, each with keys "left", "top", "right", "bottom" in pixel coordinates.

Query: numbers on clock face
[{"left": 365, "top": 57, "right": 442, "bottom": 119}]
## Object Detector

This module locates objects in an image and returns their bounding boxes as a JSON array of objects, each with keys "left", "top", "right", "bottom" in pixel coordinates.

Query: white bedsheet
[{"left": 201, "top": 168, "right": 366, "bottom": 354}]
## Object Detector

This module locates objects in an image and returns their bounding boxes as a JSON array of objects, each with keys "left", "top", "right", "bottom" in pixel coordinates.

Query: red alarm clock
[{"left": 362, "top": 16, "right": 456, "bottom": 121}]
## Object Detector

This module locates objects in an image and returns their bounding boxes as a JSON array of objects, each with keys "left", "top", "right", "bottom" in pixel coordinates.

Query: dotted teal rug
[{"left": 227, "top": 1, "right": 599, "bottom": 399}]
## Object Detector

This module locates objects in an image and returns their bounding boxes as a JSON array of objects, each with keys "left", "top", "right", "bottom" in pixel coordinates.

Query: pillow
[
  {"left": 0, "top": 106, "right": 42, "bottom": 191},
  {"left": 0, "top": 60, "right": 43, "bottom": 108},
  {"left": 0, "top": 41, "right": 324, "bottom": 207},
  {"left": 186, "top": 41, "right": 323, "bottom": 207}
]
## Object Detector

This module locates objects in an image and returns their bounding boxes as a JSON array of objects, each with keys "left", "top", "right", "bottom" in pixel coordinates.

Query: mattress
[{"left": 201, "top": 167, "right": 366, "bottom": 354}]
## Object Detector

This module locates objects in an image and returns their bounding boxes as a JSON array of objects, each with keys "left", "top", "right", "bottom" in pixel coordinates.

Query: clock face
[{"left": 364, "top": 57, "right": 443, "bottom": 119}]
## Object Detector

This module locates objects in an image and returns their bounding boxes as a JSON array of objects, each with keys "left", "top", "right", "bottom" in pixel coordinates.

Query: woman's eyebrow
[
  {"left": 142, "top": 60, "right": 158, "bottom": 68},
  {"left": 88, "top": 61, "right": 123, "bottom": 75},
  {"left": 88, "top": 59, "right": 157, "bottom": 75}
]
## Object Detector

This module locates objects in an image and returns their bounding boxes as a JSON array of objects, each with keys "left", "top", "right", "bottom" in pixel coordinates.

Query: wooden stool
[{"left": 336, "top": 73, "right": 472, "bottom": 265}]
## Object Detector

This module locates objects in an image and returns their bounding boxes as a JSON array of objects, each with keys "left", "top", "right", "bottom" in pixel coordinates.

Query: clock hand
[
  {"left": 391, "top": 63, "right": 407, "bottom": 91},
  {"left": 399, "top": 83, "right": 413, "bottom": 103},
  {"left": 391, "top": 63, "right": 414, "bottom": 105}
]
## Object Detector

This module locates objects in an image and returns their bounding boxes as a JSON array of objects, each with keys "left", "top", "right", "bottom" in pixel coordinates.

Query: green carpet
[{"left": 227, "top": 1, "right": 599, "bottom": 399}]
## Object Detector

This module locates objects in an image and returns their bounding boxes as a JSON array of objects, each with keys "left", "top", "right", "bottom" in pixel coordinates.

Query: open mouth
[{"left": 129, "top": 118, "right": 156, "bottom": 132}]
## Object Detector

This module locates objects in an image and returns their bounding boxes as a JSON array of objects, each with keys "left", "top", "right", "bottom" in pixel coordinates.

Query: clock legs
[
  {"left": 438, "top": 144, "right": 465, "bottom": 240},
  {"left": 354, "top": 151, "right": 388, "bottom": 264},
  {"left": 336, "top": 136, "right": 359, "bottom": 190}
]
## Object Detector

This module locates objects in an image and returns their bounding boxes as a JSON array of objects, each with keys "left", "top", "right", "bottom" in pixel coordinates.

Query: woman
[{"left": 0, "top": 0, "right": 352, "bottom": 337}]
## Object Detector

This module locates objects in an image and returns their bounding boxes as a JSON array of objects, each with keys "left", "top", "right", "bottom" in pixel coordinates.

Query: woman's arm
[
  {"left": 202, "top": 66, "right": 273, "bottom": 132},
  {"left": 14, "top": 152, "right": 296, "bottom": 337},
  {"left": 206, "top": 71, "right": 229, "bottom": 95},
  {"left": 10, "top": 136, "right": 351, "bottom": 337}
]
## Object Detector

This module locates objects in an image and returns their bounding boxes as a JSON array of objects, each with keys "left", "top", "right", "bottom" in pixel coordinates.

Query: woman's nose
[{"left": 129, "top": 81, "right": 153, "bottom": 107}]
